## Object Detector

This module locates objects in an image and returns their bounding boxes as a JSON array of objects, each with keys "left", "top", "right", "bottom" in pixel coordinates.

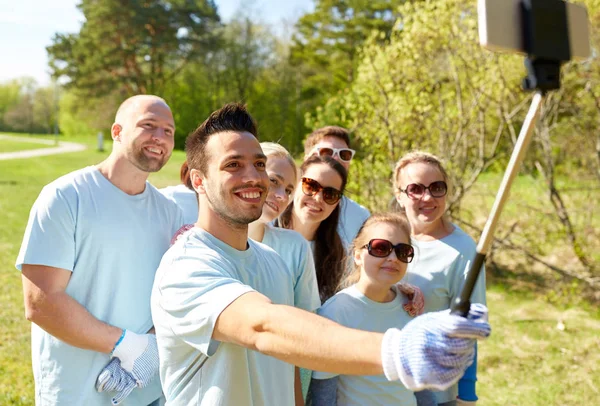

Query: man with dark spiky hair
[{"left": 151, "top": 103, "right": 491, "bottom": 406}]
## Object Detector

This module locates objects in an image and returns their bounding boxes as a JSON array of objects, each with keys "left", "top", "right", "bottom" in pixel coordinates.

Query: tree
[
  {"left": 47, "top": 0, "right": 221, "bottom": 98},
  {"left": 290, "top": 0, "right": 403, "bottom": 111}
]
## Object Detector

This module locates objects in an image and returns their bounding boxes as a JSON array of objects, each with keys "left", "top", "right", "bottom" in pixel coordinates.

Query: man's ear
[
  {"left": 111, "top": 123, "right": 122, "bottom": 141},
  {"left": 190, "top": 168, "right": 205, "bottom": 194}
]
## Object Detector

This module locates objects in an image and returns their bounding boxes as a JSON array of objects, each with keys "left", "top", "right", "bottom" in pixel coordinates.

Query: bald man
[{"left": 16, "top": 95, "right": 184, "bottom": 405}]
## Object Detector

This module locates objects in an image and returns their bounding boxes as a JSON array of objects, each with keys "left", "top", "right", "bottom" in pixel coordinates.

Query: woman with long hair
[
  {"left": 248, "top": 142, "right": 320, "bottom": 313},
  {"left": 392, "top": 151, "right": 487, "bottom": 406},
  {"left": 276, "top": 155, "right": 348, "bottom": 304}
]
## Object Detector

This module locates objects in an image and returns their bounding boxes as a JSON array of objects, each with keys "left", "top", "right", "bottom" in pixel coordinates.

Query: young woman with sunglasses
[
  {"left": 392, "top": 151, "right": 487, "bottom": 406},
  {"left": 276, "top": 155, "right": 347, "bottom": 304},
  {"left": 248, "top": 142, "right": 320, "bottom": 313},
  {"left": 306, "top": 212, "right": 435, "bottom": 406}
]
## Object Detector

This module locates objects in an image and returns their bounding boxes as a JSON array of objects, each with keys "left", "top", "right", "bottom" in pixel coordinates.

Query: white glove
[
  {"left": 381, "top": 303, "right": 491, "bottom": 391},
  {"left": 96, "top": 330, "right": 159, "bottom": 403},
  {"left": 111, "top": 330, "right": 159, "bottom": 387},
  {"left": 96, "top": 358, "right": 138, "bottom": 405},
  {"left": 457, "top": 398, "right": 478, "bottom": 406}
]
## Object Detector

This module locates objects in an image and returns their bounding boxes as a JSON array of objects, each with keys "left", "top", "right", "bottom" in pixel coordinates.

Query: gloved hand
[
  {"left": 381, "top": 303, "right": 491, "bottom": 391},
  {"left": 456, "top": 398, "right": 478, "bottom": 406},
  {"left": 95, "top": 329, "right": 159, "bottom": 403},
  {"left": 110, "top": 330, "right": 159, "bottom": 388},
  {"left": 96, "top": 358, "right": 138, "bottom": 405}
]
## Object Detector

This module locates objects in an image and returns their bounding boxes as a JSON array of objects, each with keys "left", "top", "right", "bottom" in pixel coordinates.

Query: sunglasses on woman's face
[
  {"left": 312, "top": 146, "right": 356, "bottom": 162},
  {"left": 363, "top": 239, "right": 415, "bottom": 263},
  {"left": 399, "top": 181, "right": 447, "bottom": 200},
  {"left": 301, "top": 177, "right": 343, "bottom": 205}
]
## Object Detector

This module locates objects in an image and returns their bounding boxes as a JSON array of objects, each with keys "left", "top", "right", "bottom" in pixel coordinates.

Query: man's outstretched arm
[
  {"left": 214, "top": 292, "right": 383, "bottom": 375},
  {"left": 213, "top": 292, "right": 491, "bottom": 390}
]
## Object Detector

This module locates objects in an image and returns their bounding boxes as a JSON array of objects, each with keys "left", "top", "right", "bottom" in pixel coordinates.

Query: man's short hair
[
  {"left": 303, "top": 126, "right": 351, "bottom": 155},
  {"left": 186, "top": 103, "right": 258, "bottom": 175}
]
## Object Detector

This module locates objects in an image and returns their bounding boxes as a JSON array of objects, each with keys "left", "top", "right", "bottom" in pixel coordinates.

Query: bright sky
[{"left": 0, "top": 0, "right": 313, "bottom": 85}]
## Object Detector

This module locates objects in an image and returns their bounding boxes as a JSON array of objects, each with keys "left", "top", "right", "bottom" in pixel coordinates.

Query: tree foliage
[
  {"left": 47, "top": 0, "right": 221, "bottom": 97},
  {"left": 291, "top": 0, "right": 403, "bottom": 111}
]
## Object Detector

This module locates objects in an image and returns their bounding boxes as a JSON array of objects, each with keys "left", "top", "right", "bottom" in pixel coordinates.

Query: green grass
[
  {"left": 0, "top": 135, "right": 598, "bottom": 405},
  {"left": 0, "top": 140, "right": 53, "bottom": 153}
]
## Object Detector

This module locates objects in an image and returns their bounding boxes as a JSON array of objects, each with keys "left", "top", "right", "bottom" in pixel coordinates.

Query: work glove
[
  {"left": 381, "top": 303, "right": 490, "bottom": 391},
  {"left": 396, "top": 282, "right": 425, "bottom": 317},
  {"left": 96, "top": 330, "right": 159, "bottom": 403},
  {"left": 96, "top": 358, "right": 138, "bottom": 405}
]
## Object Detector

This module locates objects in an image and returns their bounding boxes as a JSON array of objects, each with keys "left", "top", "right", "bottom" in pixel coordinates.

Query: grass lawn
[
  {"left": 0, "top": 134, "right": 598, "bottom": 405},
  {"left": 0, "top": 140, "right": 53, "bottom": 154}
]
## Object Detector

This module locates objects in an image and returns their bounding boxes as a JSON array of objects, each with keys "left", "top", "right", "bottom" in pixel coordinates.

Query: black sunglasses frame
[
  {"left": 399, "top": 181, "right": 448, "bottom": 200},
  {"left": 363, "top": 239, "right": 415, "bottom": 263},
  {"left": 301, "top": 177, "right": 343, "bottom": 205}
]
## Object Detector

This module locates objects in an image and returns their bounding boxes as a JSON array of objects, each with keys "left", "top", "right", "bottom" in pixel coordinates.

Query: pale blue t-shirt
[
  {"left": 15, "top": 166, "right": 184, "bottom": 406},
  {"left": 337, "top": 196, "right": 370, "bottom": 249},
  {"left": 403, "top": 223, "right": 487, "bottom": 404},
  {"left": 313, "top": 285, "right": 417, "bottom": 406},
  {"left": 260, "top": 224, "right": 320, "bottom": 312},
  {"left": 160, "top": 184, "right": 198, "bottom": 225},
  {"left": 151, "top": 227, "right": 296, "bottom": 406}
]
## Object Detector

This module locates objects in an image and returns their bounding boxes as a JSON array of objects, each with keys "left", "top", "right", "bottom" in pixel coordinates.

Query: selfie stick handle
[{"left": 451, "top": 91, "right": 543, "bottom": 317}]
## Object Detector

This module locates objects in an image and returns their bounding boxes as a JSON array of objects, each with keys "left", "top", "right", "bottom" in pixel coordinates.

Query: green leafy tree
[
  {"left": 291, "top": 0, "right": 403, "bottom": 112},
  {"left": 47, "top": 0, "right": 221, "bottom": 97}
]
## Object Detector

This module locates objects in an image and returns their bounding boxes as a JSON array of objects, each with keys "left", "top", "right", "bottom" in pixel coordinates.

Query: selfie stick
[{"left": 451, "top": 0, "right": 575, "bottom": 316}]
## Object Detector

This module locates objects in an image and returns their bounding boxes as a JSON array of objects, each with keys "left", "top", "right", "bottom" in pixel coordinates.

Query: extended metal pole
[{"left": 451, "top": 91, "right": 544, "bottom": 316}]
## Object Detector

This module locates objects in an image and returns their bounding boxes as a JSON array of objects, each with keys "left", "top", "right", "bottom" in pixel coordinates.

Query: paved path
[{"left": 0, "top": 134, "right": 87, "bottom": 160}]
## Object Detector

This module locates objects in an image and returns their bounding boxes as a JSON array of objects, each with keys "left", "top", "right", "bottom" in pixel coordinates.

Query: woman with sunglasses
[
  {"left": 276, "top": 155, "right": 347, "bottom": 304},
  {"left": 248, "top": 142, "right": 320, "bottom": 313},
  {"left": 307, "top": 212, "right": 435, "bottom": 406},
  {"left": 392, "top": 151, "right": 487, "bottom": 406}
]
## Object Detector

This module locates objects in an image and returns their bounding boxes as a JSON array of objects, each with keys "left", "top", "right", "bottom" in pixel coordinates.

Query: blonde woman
[{"left": 392, "top": 151, "right": 487, "bottom": 406}]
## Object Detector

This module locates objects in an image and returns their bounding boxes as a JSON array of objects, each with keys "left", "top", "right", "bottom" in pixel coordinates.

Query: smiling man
[
  {"left": 151, "top": 103, "right": 492, "bottom": 406},
  {"left": 16, "top": 95, "right": 184, "bottom": 405}
]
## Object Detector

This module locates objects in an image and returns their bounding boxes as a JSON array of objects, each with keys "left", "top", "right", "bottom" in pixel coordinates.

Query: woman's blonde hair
[
  {"left": 391, "top": 151, "right": 452, "bottom": 211},
  {"left": 260, "top": 142, "right": 298, "bottom": 181},
  {"left": 339, "top": 212, "right": 412, "bottom": 290}
]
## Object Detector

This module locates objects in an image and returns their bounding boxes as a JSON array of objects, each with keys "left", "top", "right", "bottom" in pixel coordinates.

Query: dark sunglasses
[
  {"left": 399, "top": 181, "right": 447, "bottom": 200},
  {"left": 363, "top": 239, "right": 415, "bottom": 263},
  {"left": 301, "top": 177, "right": 343, "bottom": 205},
  {"left": 313, "top": 147, "right": 356, "bottom": 162}
]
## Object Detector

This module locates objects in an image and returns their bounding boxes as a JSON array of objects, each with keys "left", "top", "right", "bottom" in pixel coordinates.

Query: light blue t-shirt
[
  {"left": 313, "top": 285, "right": 417, "bottom": 406},
  {"left": 160, "top": 184, "right": 198, "bottom": 224},
  {"left": 337, "top": 196, "right": 370, "bottom": 249},
  {"left": 151, "top": 227, "right": 296, "bottom": 406},
  {"left": 404, "top": 223, "right": 487, "bottom": 404},
  {"left": 15, "top": 166, "right": 184, "bottom": 406},
  {"left": 260, "top": 224, "right": 320, "bottom": 312}
]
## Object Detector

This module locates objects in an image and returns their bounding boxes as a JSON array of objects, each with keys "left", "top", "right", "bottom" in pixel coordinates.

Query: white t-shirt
[
  {"left": 337, "top": 196, "right": 370, "bottom": 249},
  {"left": 160, "top": 184, "right": 198, "bottom": 224},
  {"left": 313, "top": 285, "right": 417, "bottom": 406},
  {"left": 151, "top": 227, "right": 296, "bottom": 406},
  {"left": 260, "top": 224, "right": 320, "bottom": 312},
  {"left": 404, "top": 223, "right": 487, "bottom": 404},
  {"left": 16, "top": 166, "right": 184, "bottom": 406}
]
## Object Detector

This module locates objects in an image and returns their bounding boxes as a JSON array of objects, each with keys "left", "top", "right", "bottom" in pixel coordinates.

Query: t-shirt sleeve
[
  {"left": 294, "top": 242, "right": 321, "bottom": 312},
  {"left": 15, "top": 185, "right": 77, "bottom": 272},
  {"left": 155, "top": 254, "right": 255, "bottom": 357}
]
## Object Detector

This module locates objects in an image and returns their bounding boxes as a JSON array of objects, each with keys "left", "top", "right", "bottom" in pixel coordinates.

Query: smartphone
[{"left": 478, "top": 0, "right": 590, "bottom": 60}]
